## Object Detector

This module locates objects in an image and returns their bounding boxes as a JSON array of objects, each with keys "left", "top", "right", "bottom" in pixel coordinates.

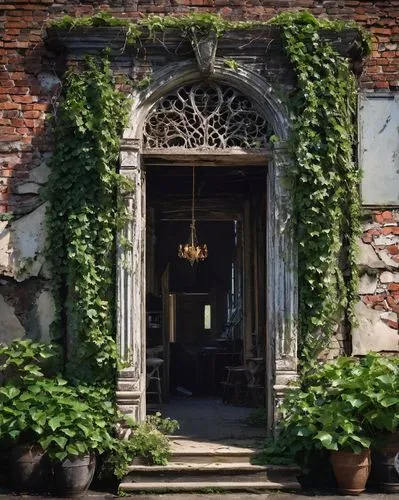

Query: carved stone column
[
  {"left": 116, "top": 138, "right": 146, "bottom": 421},
  {"left": 267, "top": 143, "right": 298, "bottom": 431}
]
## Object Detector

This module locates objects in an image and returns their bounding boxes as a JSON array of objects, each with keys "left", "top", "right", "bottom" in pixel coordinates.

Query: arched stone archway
[{"left": 116, "top": 60, "right": 297, "bottom": 431}]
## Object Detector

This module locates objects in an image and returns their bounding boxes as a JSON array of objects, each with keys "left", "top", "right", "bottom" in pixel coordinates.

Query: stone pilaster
[
  {"left": 267, "top": 143, "right": 298, "bottom": 430},
  {"left": 116, "top": 138, "right": 146, "bottom": 421}
]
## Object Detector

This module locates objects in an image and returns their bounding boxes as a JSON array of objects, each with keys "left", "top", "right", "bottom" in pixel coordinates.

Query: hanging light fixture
[{"left": 178, "top": 166, "right": 208, "bottom": 266}]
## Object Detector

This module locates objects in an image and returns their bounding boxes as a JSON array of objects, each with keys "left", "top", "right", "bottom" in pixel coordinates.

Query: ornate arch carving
[{"left": 143, "top": 81, "right": 273, "bottom": 150}]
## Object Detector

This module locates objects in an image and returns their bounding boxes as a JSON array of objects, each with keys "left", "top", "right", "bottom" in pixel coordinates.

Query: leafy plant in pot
[
  {"left": 0, "top": 340, "right": 58, "bottom": 492},
  {"left": 0, "top": 340, "right": 117, "bottom": 496},
  {"left": 357, "top": 354, "right": 399, "bottom": 492},
  {"left": 37, "top": 380, "right": 116, "bottom": 496},
  {"left": 276, "top": 356, "right": 373, "bottom": 495}
]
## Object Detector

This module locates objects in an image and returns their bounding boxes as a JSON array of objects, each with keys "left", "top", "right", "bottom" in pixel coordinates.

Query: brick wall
[{"left": 1, "top": 1, "right": 398, "bottom": 215}]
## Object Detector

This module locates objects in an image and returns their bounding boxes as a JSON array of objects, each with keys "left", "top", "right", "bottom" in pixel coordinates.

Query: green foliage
[
  {"left": 134, "top": 74, "right": 153, "bottom": 90},
  {"left": 273, "top": 11, "right": 364, "bottom": 363},
  {"left": 0, "top": 341, "right": 179, "bottom": 477},
  {"left": 49, "top": 12, "right": 258, "bottom": 41},
  {"left": 260, "top": 354, "right": 399, "bottom": 466},
  {"left": 0, "top": 377, "right": 116, "bottom": 461},
  {"left": 0, "top": 212, "right": 13, "bottom": 222},
  {"left": 49, "top": 12, "right": 143, "bottom": 45},
  {"left": 45, "top": 55, "right": 130, "bottom": 384},
  {"left": 223, "top": 58, "right": 239, "bottom": 70},
  {"left": 107, "top": 413, "right": 178, "bottom": 478},
  {"left": 141, "top": 12, "right": 235, "bottom": 38},
  {"left": 0, "top": 339, "right": 60, "bottom": 382},
  {"left": 146, "top": 412, "right": 180, "bottom": 435},
  {"left": 0, "top": 341, "right": 116, "bottom": 459}
]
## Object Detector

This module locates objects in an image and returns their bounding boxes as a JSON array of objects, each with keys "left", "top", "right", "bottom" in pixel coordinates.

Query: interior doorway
[{"left": 145, "top": 164, "right": 268, "bottom": 429}]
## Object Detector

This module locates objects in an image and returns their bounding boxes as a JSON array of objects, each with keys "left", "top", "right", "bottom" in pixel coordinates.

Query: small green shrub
[{"left": 146, "top": 412, "right": 179, "bottom": 435}]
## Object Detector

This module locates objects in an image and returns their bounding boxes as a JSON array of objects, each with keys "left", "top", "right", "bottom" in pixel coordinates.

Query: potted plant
[
  {"left": 0, "top": 340, "right": 118, "bottom": 496},
  {"left": 0, "top": 340, "right": 58, "bottom": 492},
  {"left": 36, "top": 379, "right": 117, "bottom": 496},
  {"left": 276, "top": 356, "right": 373, "bottom": 495},
  {"left": 357, "top": 354, "right": 399, "bottom": 492}
]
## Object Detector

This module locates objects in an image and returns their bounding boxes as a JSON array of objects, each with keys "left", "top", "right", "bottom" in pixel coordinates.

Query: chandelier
[{"left": 178, "top": 166, "right": 208, "bottom": 266}]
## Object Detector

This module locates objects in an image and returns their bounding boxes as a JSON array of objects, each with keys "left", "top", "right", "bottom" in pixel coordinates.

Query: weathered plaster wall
[
  {"left": 353, "top": 210, "right": 399, "bottom": 354},
  {"left": 0, "top": 0, "right": 398, "bottom": 353}
]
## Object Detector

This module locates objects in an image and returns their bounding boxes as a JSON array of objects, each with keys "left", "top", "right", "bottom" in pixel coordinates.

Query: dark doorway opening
[{"left": 145, "top": 164, "right": 267, "bottom": 424}]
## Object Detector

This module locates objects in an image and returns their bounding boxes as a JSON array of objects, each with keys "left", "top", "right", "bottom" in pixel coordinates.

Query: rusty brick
[
  {"left": 9, "top": 118, "right": 24, "bottom": 127},
  {"left": 387, "top": 245, "right": 399, "bottom": 255},
  {"left": 375, "top": 81, "right": 390, "bottom": 88},
  {"left": 23, "top": 110, "right": 41, "bottom": 119},
  {"left": 12, "top": 95, "right": 36, "bottom": 103},
  {"left": 383, "top": 210, "right": 394, "bottom": 220}
]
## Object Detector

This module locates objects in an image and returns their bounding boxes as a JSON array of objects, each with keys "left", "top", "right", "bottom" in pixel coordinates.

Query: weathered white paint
[
  {"left": 0, "top": 221, "right": 11, "bottom": 276},
  {"left": 0, "top": 203, "right": 48, "bottom": 281},
  {"left": 378, "top": 249, "right": 399, "bottom": 269},
  {"left": 352, "top": 301, "right": 399, "bottom": 355},
  {"left": 359, "top": 93, "right": 399, "bottom": 206},
  {"left": 38, "top": 72, "right": 61, "bottom": 93},
  {"left": 11, "top": 203, "right": 48, "bottom": 282},
  {"left": 117, "top": 140, "right": 146, "bottom": 421},
  {"left": 267, "top": 149, "right": 298, "bottom": 431},
  {"left": 380, "top": 271, "right": 399, "bottom": 283}
]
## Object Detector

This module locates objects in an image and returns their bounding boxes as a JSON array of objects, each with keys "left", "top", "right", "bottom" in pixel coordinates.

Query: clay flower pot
[{"left": 330, "top": 449, "right": 371, "bottom": 495}]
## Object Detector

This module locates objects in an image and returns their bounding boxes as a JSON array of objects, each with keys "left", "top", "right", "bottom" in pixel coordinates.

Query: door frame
[{"left": 116, "top": 61, "right": 298, "bottom": 432}]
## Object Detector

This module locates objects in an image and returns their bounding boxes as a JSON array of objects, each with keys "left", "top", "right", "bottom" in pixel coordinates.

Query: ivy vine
[
  {"left": 45, "top": 55, "right": 130, "bottom": 384},
  {"left": 272, "top": 11, "right": 367, "bottom": 364},
  {"left": 46, "top": 11, "right": 370, "bottom": 374}
]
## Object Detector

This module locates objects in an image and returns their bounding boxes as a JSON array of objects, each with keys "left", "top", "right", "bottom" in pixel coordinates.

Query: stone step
[
  {"left": 125, "top": 462, "right": 301, "bottom": 485},
  {"left": 119, "top": 480, "right": 300, "bottom": 492},
  {"left": 120, "top": 437, "right": 301, "bottom": 493},
  {"left": 168, "top": 438, "right": 260, "bottom": 464}
]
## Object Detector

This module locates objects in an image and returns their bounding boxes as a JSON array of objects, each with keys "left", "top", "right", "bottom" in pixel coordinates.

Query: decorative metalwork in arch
[{"left": 143, "top": 82, "right": 273, "bottom": 149}]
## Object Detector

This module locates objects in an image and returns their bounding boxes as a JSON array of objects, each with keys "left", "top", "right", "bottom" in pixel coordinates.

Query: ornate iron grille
[{"left": 143, "top": 82, "right": 273, "bottom": 149}]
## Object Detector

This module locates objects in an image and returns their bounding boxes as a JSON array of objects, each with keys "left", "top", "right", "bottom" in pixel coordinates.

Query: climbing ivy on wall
[
  {"left": 46, "top": 11, "right": 370, "bottom": 375},
  {"left": 45, "top": 55, "right": 130, "bottom": 384},
  {"left": 272, "top": 11, "right": 367, "bottom": 364}
]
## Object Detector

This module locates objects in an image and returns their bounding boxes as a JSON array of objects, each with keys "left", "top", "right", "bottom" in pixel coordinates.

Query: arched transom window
[{"left": 143, "top": 82, "right": 273, "bottom": 150}]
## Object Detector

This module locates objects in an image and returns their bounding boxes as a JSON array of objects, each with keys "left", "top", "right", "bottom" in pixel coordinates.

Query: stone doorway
[{"left": 116, "top": 67, "right": 298, "bottom": 433}]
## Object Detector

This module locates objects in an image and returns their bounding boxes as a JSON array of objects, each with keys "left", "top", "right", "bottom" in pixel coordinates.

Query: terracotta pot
[
  {"left": 53, "top": 453, "right": 96, "bottom": 496},
  {"left": 330, "top": 449, "right": 371, "bottom": 495},
  {"left": 10, "top": 444, "right": 51, "bottom": 493}
]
